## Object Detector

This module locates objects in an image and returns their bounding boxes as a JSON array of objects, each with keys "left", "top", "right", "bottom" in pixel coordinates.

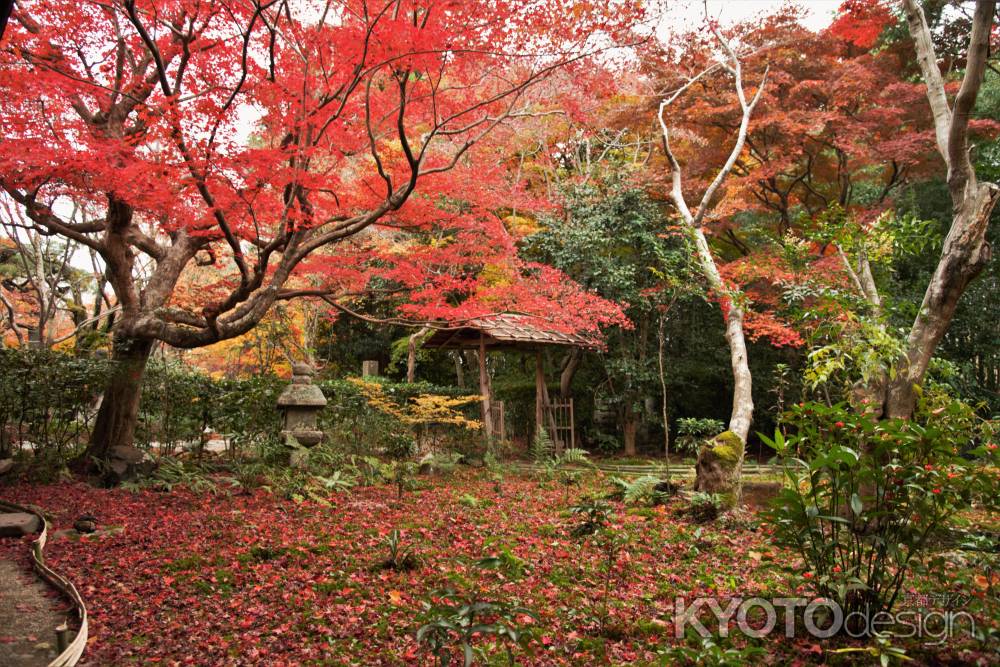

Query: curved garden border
[{"left": 0, "top": 499, "right": 88, "bottom": 667}]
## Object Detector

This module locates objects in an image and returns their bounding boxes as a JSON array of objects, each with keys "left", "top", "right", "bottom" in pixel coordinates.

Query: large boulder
[
  {"left": 0, "top": 512, "right": 41, "bottom": 537},
  {"left": 0, "top": 458, "right": 13, "bottom": 476},
  {"left": 106, "top": 445, "right": 156, "bottom": 483},
  {"left": 692, "top": 430, "right": 744, "bottom": 508}
]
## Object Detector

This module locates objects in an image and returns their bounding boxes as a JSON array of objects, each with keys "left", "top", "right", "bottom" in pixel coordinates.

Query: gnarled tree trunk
[
  {"left": 406, "top": 326, "right": 430, "bottom": 383},
  {"left": 880, "top": 0, "right": 1000, "bottom": 419},
  {"left": 885, "top": 181, "right": 999, "bottom": 417},
  {"left": 78, "top": 335, "right": 154, "bottom": 469},
  {"left": 559, "top": 347, "right": 582, "bottom": 398}
]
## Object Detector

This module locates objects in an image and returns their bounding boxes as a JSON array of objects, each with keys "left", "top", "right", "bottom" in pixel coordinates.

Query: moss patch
[{"left": 710, "top": 431, "right": 743, "bottom": 463}]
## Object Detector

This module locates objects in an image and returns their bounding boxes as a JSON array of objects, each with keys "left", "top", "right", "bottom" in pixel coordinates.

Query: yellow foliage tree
[{"left": 347, "top": 377, "right": 482, "bottom": 431}]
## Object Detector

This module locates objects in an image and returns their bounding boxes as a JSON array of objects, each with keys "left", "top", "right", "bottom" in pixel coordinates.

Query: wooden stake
[
  {"left": 479, "top": 334, "right": 493, "bottom": 438},
  {"left": 56, "top": 623, "right": 69, "bottom": 653},
  {"left": 535, "top": 350, "right": 544, "bottom": 439}
]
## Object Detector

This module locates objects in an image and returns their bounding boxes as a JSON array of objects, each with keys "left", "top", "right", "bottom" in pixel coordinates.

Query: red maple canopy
[{"left": 0, "top": 0, "right": 643, "bottom": 459}]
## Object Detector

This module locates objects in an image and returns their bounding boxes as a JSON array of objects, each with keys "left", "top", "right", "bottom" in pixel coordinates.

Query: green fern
[
  {"left": 530, "top": 428, "right": 555, "bottom": 462},
  {"left": 313, "top": 470, "right": 356, "bottom": 493},
  {"left": 350, "top": 455, "right": 391, "bottom": 484},
  {"left": 556, "top": 448, "right": 593, "bottom": 467},
  {"left": 608, "top": 475, "right": 663, "bottom": 506},
  {"left": 123, "top": 457, "right": 218, "bottom": 494}
]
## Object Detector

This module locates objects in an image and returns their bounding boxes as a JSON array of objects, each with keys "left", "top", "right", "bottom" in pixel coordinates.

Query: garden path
[{"left": 0, "top": 555, "right": 65, "bottom": 667}]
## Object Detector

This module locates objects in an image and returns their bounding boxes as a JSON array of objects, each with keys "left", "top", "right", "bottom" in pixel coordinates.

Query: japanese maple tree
[
  {"left": 0, "top": 0, "right": 645, "bottom": 465},
  {"left": 703, "top": 1, "right": 1000, "bottom": 418},
  {"left": 645, "top": 1, "right": 999, "bottom": 424}
]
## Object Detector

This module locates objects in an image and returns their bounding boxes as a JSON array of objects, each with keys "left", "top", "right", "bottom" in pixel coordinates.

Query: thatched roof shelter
[
  {"left": 423, "top": 314, "right": 599, "bottom": 351},
  {"left": 424, "top": 315, "right": 596, "bottom": 451}
]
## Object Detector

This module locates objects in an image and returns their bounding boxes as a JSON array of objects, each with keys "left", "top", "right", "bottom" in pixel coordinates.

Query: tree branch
[
  {"left": 902, "top": 0, "right": 954, "bottom": 171},
  {"left": 945, "top": 0, "right": 996, "bottom": 194}
]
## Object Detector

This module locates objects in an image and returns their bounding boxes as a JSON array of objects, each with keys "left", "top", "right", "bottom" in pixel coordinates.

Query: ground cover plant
[{"left": 2, "top": 468, "right": 997, "bottom": 666}]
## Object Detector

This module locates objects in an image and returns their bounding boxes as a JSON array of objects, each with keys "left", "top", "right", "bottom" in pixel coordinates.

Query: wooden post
[
  {"left": 498, "top": 402, "right": 506, "bottom": 442},
  {"left": 535, "top": 350, "right": 544, "bottom": 439},
  {"left": 56, "top": 623, "right": 70, "bottom": 653},
  {"left": 538, "top": 363, "right": 560, "bottom": 453},
  {"left": 479, "top": 334, "right": 493, "bottom": 438},
  {"left": 569, "top": 397, "right": 575, "bottom": 450}
]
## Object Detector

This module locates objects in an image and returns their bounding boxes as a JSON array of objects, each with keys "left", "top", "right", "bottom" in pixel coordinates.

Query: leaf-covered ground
[{"left": 2, "top": 472, "right": 996, "bottom": 665}]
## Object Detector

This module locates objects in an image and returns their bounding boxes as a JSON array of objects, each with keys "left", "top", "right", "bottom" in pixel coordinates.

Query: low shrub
[
  {"left": 687, "top": 491, "right": 724, "bottom": 523},
  {"left": 0, "top": 346, "right": 485, "bottom": 473},
  {"left": 675, "top": 417, "right": 726, "bottom": 456},
  {"left": 763, "top": 395, "right": 998, "bottom": 629},
  {"left": 0, "top": 348, "right": 111, "bottom": 459}
]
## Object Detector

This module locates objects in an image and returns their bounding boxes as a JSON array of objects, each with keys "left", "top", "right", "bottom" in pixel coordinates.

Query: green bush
[
  {"left": 0, "top": 349, "right": 283, "bottom": 463},
  {"left": 136, "top": 360, "right": 219, "bottom": 452},
  {"left": 0, "top": 348, "right": 111, "bottom": 460},
  {"left": 416, "top": 581, "right": 538, "bottom": 666},
  {"left": 319, "top": 377, "right": 477, "bottom": 458},
  {"left": 214, "top": 375, "right": 283, "bottom": 455},
  {"left": 0, "top": 348, "right": 486, "bottom": 472},
  {"left": 763, "top": 396, "right": 998, "bottom": 628},
  {"left": 675, "top": 417, "right": 725, "bottom": 456}
]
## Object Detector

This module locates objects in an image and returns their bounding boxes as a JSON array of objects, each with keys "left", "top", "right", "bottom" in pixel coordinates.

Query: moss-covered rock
[{"left": 692, "top": 430, "right": 745, "bottom": 509}]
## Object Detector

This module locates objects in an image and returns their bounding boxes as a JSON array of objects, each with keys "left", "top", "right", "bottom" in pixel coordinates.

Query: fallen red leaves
[
  {"left": 0, "top": 475, "right": 772, "bottom": 664},
  {"left": 1, "top": 473, "right": 994, "bottom": 665}
]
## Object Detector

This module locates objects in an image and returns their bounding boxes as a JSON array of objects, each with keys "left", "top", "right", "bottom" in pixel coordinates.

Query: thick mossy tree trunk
[
  {"left": 693, "top": 430, "right": 744, "bottom": 507},
  {"left": 77, "top": 335, "right": 154, "bottom": 470},
  {"left": 693, "top": 305, "right": 754, "bottom": 508}
]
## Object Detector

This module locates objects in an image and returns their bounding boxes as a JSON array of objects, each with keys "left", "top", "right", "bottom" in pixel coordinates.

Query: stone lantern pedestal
[{"left": 277, "top": 363, "right": 327, "bottom": 468}]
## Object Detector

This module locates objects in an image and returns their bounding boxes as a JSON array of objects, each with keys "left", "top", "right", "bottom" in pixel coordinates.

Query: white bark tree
[
  {"left": 657, "top": 37, "right": 768, "bottom": 446},
  {"left": 781, "top": 2, "right": 997, "bottom": 421},
  {"left": 657, "top": 28, "right": 767, "bottom": 502},
  {"left": 881, "top": 0, "right": 999, "bottom": 418}
]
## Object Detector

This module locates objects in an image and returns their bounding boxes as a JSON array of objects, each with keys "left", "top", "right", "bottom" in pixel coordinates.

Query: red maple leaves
[
  {"left": 1, "top": 0, "right": 647, "bottom": 351},
  {"left": 830, "top": 0, "right": 894, "bottom": 49}
]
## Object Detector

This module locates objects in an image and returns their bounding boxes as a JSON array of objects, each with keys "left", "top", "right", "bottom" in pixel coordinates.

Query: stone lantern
[{"left": 277, "top": 363, "right": 327, "bottom": 466}]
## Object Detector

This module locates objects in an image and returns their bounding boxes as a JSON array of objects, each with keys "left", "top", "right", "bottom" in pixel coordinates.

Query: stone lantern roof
[{"left": 277, "top": 363, "right": 327, "bottom": 408}]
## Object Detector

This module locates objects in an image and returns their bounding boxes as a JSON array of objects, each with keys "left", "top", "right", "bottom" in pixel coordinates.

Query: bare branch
[
  {"left": 946, "top": 0, "right": 996, "bottom": 192},
  {"left": 902, "top": 0, "right": 954, "bottom": 169}
]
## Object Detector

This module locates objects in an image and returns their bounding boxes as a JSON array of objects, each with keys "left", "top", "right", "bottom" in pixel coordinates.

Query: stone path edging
[{"left": 0, "top": 500, "right": 88, "bottom": 667}]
